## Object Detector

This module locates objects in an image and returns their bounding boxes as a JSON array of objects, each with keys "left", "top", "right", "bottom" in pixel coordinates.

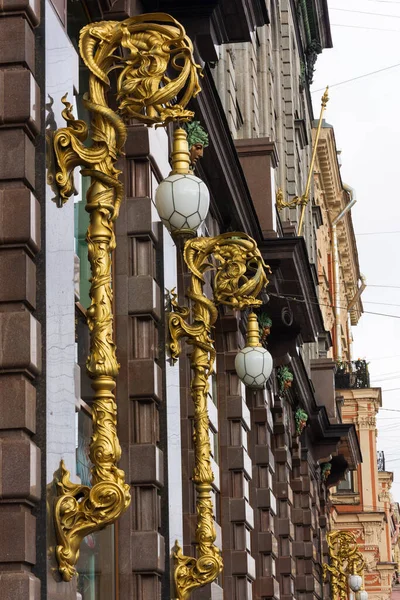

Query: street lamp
[
  {"left": 348, "top": 574, "right": 363, "bottom": 592},
  {"left": 49, "top": 12, "right": 202, "bottom": 582},
  {"left": 50, "top": 7, "right": 270, "bottom": 596},
  {"left": 323, "top": 531, "right": 366, "bottom": 600},
  {"left": 156, "top": 125, "right": 270, "bottom": 599},
  {"left": 155, "top": 128, "right": 209, "bottom": 236}
]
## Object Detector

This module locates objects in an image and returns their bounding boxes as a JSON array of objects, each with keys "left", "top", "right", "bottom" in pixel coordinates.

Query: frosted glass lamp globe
[
  {"left": 235, "top": 345, "right": 273, "bottom": 389},
  {"left": 348, "top": 575, "right": 363, "bottom": 592},
  {"left": 355, "top": 591, "right": 368, "bottom": 600},
  {"left": 234, "top": 312, "right": 273, "bottom": 389},
  {"left": 155, "top": 173, "right": 210, "bottom": 235}
]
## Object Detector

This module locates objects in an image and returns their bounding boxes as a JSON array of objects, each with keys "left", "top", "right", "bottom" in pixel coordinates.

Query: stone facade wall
[
  {"left": 115, "top": 125, "right": 170, "bottom": 600},
  {"left": 213, "top": 0, "right": 315, "bottom": 249},
  {"left": 0, "top": 0, "right": 43, "bottom": 597},
  {"left": 213, "top": 0, "right": 318, "bottom": 369}
]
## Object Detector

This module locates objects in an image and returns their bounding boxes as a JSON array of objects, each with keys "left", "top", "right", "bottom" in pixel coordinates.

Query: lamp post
[
  {"left": 165, "top": 232, "right": 269, "bottom": 599},
  {"left": 49, "top": 12, "right": 202, "bottom": 582},
  {"left": 155, "top": 123, "right": 272, "bottom": 597},
  {"left": 323, "top": 530, "right": 367, "bottom": 600}
]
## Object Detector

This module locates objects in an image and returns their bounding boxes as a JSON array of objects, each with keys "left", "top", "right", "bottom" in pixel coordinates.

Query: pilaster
[{"left": 115, "top": 125, "right": 166, "bottom": 600}]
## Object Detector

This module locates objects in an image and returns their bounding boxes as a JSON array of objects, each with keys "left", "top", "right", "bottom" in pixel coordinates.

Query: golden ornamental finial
[
  {"left": 297, "top": 84, "right": 330, "bottom": 235},
  {"left": 276, "top": 84, "right": 330, "bottom": 231},
  {"left": 246, "top": 312, "right": 262, "bottom": 347},
  {"left": 322, "top": 85, "right": 330, "bottom": 108},
  {"left": 170, "top": 128, "right": 192, "bottom": 174}
]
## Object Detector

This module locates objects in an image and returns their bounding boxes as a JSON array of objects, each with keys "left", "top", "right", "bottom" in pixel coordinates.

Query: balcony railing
[
  {"left": 335, "top": 359, "right": 370, "bottom": 389},
  {"left": 377, "top": 450, "right": 385, "bottom": 472}
]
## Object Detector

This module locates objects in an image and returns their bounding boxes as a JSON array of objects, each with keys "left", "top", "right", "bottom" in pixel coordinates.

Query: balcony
[
  {"left": 377, "top": 450, "right": 385, "bottom": 472},
  {"left": 335, "top": 360, "right": 370, "bottom": 389}
]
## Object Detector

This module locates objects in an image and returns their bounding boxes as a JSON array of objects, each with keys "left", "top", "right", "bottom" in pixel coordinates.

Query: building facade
[
  {"left": 0, "top": 1, "right": 368, "bottom": 600},
  {"left": 313, "top": 122, "right": 364, "bottom": 362},
  {"left": 330, "top": 383, "right": 396, "bottom": 600}
]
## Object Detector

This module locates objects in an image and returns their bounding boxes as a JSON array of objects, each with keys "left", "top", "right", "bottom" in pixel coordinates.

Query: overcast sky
[{"left": 311, "top": 0, "right": 400, "bottom": 500}]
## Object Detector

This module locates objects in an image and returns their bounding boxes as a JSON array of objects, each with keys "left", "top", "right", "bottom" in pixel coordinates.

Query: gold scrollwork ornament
[
  {"left": 169, "top": 233, "right": 269, "bottom": 599},
  {"left": 323, "top": 530, "right": 365, "bottom": 600},
  {"left": 51, "top": 13, "right": 202, "bottom": 581}
]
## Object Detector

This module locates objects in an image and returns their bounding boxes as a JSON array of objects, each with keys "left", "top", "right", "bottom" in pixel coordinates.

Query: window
[
  {"left": 337, "top": 471, "right": 354, "bottom": 493},
  {"left": 209, "top": 426, "right": 220, "bottom": 465}
]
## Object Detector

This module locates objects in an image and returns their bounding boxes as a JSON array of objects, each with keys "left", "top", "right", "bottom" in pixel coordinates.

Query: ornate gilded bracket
[
  {"left": 276, "top": 86, "right": 329, "bottom": 236},
  {"left": 50, "top": 13, "right": 201, "bottom": 580},
  {"left": 169, "top": 233, "right": 269, "bottom": 599},
  {"left": 275, "top": 186, "right": 307, "bottom": 211},
  {"left": 323, "top": 530, "right": 365, "bottom": 600}
]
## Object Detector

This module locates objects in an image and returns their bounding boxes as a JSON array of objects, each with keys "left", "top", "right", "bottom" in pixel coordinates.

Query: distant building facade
[{"left": 331, "top": 383, "right": 396, "bottom": 600}]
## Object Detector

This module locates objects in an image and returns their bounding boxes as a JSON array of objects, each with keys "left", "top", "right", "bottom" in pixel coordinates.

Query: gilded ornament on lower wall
[{"left": 323, "top": 530, "right": 365, "bottom": 600}]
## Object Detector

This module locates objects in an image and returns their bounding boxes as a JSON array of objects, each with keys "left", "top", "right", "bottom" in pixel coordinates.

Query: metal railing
[
  {"left": 377, "top": 450, "right": 385, "bottom": 472},
  {"left": 335, "top": 359, "right": 370, "bottom": 389}
]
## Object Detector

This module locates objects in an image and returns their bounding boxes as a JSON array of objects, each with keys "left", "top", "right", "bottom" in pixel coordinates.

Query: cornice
[
  {"left": 142, "top": 0, "right": 269, "bottom": 59},
  {"left": 315, "top": 127, "right": 362, "bottom": 323},
  {"left": 338, "top": 387, "right": 383, "bottom": 406}
]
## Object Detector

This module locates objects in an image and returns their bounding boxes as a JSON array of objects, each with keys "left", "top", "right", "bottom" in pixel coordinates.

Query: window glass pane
[{"left": 337, "top": 471, "right": 354, "bottom": 492}]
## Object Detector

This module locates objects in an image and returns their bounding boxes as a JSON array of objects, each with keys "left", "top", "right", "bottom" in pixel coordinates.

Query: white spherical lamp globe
[
  {"left": 235, "top": 313, "right": 273, "bottom": 389},
  {"left": 355, "top": 591, "right": 368, "bottom": 600},
  {"left": 155, "top": 173, "right": 209, "bottom": 235},
  {"left": 235, "top": 346, "right": 273, "bottom": 389},
  {"left": 348, "top": 575, "right": 363, "bottom": 592}
]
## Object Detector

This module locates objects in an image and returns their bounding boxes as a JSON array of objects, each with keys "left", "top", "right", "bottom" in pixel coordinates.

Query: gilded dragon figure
[
  {"left": 169, "top": 233, "right": 269, "bottom": 599},
  {"left": 50, "top": 13, "right": 201, "bottom": 581}
]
